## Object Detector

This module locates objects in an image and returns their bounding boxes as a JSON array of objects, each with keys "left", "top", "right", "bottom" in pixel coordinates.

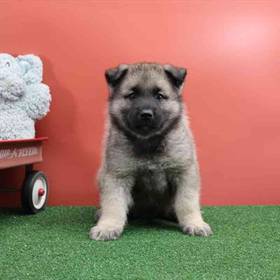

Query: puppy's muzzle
[{"left": 139, "top": 109, "right": 154, "bottom": 122}]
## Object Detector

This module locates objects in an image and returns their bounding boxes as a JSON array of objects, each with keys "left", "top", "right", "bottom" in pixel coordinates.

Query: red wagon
[{"left": 0, "top": 137, "right": 48, "bottom": 214}]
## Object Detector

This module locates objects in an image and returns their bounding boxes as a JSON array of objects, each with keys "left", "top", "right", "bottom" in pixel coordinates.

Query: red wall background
[{"left": 0, "top": 0, "right": 279, "bottom": 206}]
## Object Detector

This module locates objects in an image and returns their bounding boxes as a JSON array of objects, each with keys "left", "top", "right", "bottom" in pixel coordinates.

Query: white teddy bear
[{"left": 0, "top": 53, "right": 51, "bottom": 140}]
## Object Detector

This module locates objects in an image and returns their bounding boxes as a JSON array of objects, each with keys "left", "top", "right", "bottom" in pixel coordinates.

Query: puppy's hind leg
[
  {"left": 89, "top": 173, "right": 134, "bottom": 241},
  {"left": 94, "top": 208, "right": 102, "bottom": 223}
]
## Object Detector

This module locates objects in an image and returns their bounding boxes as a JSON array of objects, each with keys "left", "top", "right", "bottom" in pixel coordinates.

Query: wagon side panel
[{"left": 0, "top": 141, "right": 43, "bottom": 169}]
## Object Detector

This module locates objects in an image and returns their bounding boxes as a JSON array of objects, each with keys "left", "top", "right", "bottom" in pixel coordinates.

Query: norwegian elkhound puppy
[{"left": 89, "top": 63, "right": 212, "bottom": 241}]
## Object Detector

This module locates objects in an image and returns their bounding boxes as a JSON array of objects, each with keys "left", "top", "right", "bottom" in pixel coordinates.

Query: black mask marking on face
[{"left": 110, "top": 112, "right": 182, "bottom": 156}]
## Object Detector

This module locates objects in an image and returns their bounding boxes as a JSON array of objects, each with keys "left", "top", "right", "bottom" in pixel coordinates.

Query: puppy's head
[{"left": 105, "top": 63, "right": 187, "bottom": 140}]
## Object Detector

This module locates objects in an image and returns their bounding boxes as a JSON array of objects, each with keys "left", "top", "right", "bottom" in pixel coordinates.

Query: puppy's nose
[{"left": 140, "top": 109, "right": 154, "bottom": 120}]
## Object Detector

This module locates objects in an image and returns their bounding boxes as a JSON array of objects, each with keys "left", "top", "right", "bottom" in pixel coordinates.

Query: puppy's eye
[
  {"left": 155, "top": 93, "right": 164, "bottom": 100},
  {"left": 153, "top": 88, "right": 167, "bottom": 100},
  {"left": 154, "top": 91, "right": 167, "bottom": 100},
  {"left": 125, "top": 90, "right": 137, "bottom": 100}
]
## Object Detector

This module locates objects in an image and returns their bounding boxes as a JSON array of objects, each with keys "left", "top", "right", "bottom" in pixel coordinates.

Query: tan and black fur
[{"left": 89, "top": 63, "right": 212, "bottom": 240}]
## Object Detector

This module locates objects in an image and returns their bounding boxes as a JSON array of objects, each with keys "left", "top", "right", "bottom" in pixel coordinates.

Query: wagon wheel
[{"left": 21, "top": 171, "right": 48, "bottom": 214}]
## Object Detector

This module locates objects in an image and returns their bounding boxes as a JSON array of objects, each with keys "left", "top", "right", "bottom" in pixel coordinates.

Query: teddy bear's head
[{"left": 0, "top": 53, "right": 43, "bottom": 101}]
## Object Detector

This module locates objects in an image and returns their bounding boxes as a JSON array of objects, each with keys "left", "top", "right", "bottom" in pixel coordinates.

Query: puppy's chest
[
  {"left": 134, "top": 158, "right": 184, "bottom": 191},
  {"left": 131, "top": 164, "right": 178, "bottom": 215},
  {"left": 136, "top": 166, "right": 168, "bottom": 192},
  {"left": 113, "top": 155, "right": 186, "bottom": 181}
]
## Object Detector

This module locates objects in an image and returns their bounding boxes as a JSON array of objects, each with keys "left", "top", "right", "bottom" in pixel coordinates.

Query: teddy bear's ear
[{"left": 16, "top": 55, "right": 43, "bottom": 84}]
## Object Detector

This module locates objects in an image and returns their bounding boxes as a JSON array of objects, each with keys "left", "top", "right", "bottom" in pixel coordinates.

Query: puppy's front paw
[
  {"left": 89, "top": 225, "right": 123, "bottom": 241},
  {"left": 182, "top": 221, "right": 213, "bottom": 237}
]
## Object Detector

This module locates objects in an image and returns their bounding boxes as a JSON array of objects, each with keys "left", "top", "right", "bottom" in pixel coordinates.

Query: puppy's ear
[
  {"left": 163, "top": 64, "right": 187, "bottom": 88},
  {"left": 105, "top": 64, "right": 128, "bottom": 88}
]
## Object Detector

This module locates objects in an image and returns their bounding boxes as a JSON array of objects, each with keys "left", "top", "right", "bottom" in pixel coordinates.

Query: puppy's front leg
[
  {"left": 89, "top": 174, "right": 133, "bottom": 241},
  {"left": 174, "top": 163, "right": 213, "bottom": 237}
]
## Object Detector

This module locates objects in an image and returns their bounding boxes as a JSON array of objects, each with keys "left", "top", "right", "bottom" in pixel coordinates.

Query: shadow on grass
[
  {"left": 128, "top": 218, "right": 180, "bottom": 232},
  {"left": 0, "top": 206, "right": 184, "bottom": 237}
]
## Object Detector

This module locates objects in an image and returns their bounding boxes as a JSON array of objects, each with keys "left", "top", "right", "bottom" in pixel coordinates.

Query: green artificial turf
[{"left": 1, "top": 206, "right": 280, "bottom": 280}]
